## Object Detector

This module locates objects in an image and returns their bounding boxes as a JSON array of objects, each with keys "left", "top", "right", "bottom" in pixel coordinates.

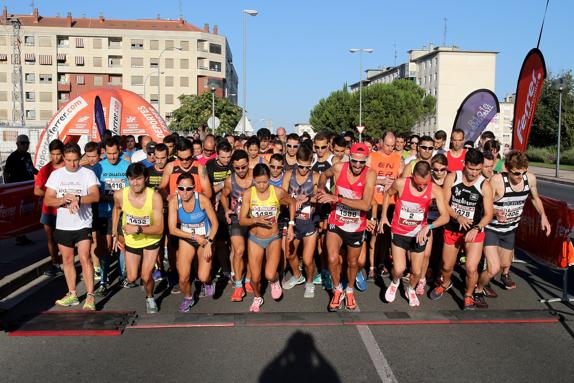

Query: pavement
[{"left": 530, "top": 165, "right": 574, "bottom": 186}]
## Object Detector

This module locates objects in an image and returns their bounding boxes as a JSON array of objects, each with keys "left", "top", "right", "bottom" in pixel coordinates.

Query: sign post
[{"left": 356, "top": 125, "right": 365, "bottom": 142}]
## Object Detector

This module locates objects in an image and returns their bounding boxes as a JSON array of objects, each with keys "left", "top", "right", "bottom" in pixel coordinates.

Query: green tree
[
  {"left": 309, "top": 80, "right": 435, "bottom": 137},
  {"left": 169, "top": 92, "right": 242, "bottom": 135},
  {"left": 531, "top": 71, "right": 574, "bottom": 149}
]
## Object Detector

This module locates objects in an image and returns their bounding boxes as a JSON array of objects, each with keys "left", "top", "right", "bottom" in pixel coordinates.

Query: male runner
[
  {"left": 268, "top": 154, "right": 286, "bottom": 187},
  {"left": 318, "top": 143, "right": 376, "bottom": 311},
  {"left": 447, "top": 128, "right": 467, "bottom": 172},
  {"left": 284, "top": 133, "right": 300, "bottom": 171},
  {"left": 433, "top": 130, "right": 447, "bottom": 155},
  {"left": 403, "top": 135, "right": 435, "bottom": 176}
]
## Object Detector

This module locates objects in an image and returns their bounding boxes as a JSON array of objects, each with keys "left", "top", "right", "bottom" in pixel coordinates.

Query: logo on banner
[{"left": 108, "top": 97, "right": 122, "bottom": 136}]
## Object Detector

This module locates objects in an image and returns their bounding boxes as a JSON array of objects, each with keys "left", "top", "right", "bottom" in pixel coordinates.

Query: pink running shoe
[
  {"left": 415, "top": 278, "right": 426, "bottom": 296},
  {"left": 384, "top": 280, "right": 399, "bottom": 303},
  {"left": 270, "top": 280, "right": 283, "bottom": 300},
  {"left": 249, "top": 297, "right": 264, "bottom": 313},
  {"left": 406, "top": 288, "right": 420, "bottom": 307}
]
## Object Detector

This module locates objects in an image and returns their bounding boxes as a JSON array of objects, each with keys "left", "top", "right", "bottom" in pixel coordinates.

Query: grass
[{"left": 529, "top": 161, "right": 574, "bottom": 171}]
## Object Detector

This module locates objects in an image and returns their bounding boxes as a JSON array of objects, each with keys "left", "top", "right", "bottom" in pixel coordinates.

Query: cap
[
  {"left": 146, "top": 142, "right": 156, "bottom": 154},
  {"left": 350, "top": 143, "right": 369, "bottom": 155}
]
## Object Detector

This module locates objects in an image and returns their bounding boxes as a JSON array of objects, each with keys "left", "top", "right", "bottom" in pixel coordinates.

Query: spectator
[{"left": 4, "top": 134, "right": 37, "bottom": 183}]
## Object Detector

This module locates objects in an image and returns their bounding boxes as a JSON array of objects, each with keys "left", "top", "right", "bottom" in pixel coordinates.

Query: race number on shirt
[
  {"left": 181, "top": 223, "right": 207, "bottom": 236},
  {"left": 56, "top": 188, "right": 83, "bottom": 198},
  {"left": 105, "top": 178, "right": 126, "bottom": 194},
  {"left": 335, "top": 203, "right": 360, "bottom": 224},
  {"left": 398, "top": 203, "right": 425, "bottom": 226},
  {"left": 125, "top": 214, "right": 151, "bottom": 226},
  {"left": 297, "top": 205, "right": 312, "bottom": 220},
  {"left": 251, "top": 206, "right": 278, "bottom": 224},
  {"left": 451, "top": 202, "right": 475, "bottom": 220}
]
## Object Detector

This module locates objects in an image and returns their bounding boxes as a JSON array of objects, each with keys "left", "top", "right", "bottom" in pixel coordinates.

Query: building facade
[{"left": 0, "top": 7, "right": 238, "bottom": 128}]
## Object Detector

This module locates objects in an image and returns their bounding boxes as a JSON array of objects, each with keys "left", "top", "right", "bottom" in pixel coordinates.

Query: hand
[
  {"left": 541, "top": 215, "right": 551, "bottom": 236},
  {"left": 112, "top": 235, "right": 120, "bottom": 252},
  {"left": 202, "top": 244, "right": 213, "bottom": 261},
  {"left": 495, "top": 209, "right": 507, "bottom": 222},
  {"left": 224, "top": 210, "right": 234, "bottom": 225},
  {"left": 366, "top": 219, "right": 377, "bottom": 233},
  {"left": 384, "top": 178, "right": 394, "bottom": 188},
  {"left": 68, "top": 199, "right": 80, "bottom": 214},
  {"left": 196, "top": 235, "right": 207, "bottom": 246},
  {"left": 465, "top": 228, "right": 479, "bottom": 242},
  {"left": 287, "top": 225, "right": 295, "bottom": 241},
  {"left": 456, "top": 215, "right": 473, "bottom": 231},
  {"left": 296, "top": 195, "right": 308, "bottom": 211},
  {"left": 317, "top": 193, "right": 337, "bottom": 204},
  {"left": 378, "top": 217, "right": 391, "bottom": 234},
  {"left": 123, "top": 224, "right": 138, "bottom": 235},
  {"left": 416, "top": 225, "right": 431, "bottom": 245},
  {"left": 254, "top": 216, "right": 272, "bottom": 227}
]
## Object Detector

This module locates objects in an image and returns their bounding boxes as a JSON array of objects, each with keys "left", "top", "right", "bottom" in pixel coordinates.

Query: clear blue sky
[{"left": 5, "top": 0, "right": 573, "bottom": 132}]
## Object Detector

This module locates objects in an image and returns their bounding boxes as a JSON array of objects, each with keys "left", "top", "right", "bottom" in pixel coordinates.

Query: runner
[
  {"left": 282, "top": 145, "right": 321, "bottom": 298},
  {"left": 477, "top": 151, "right": 550, "bottom": 301},
  {"left": 403, "top": 135, "right": 435, "bottom": 177},
  {"left": 395, "top": 134, "right": 407, "bottom": 157},
  {"left": 34, "top": 139, "right": 64, "bottom": 277},
  {"left": 197, "top": 134, "right": 217, "bottom": 165},
  {"left": 268, "top": 154, "right": 286, "bottom": 187},
  {"left": 381, "top": 161, "right": 449, "bottom": 307},
  {"left": 44, "top": 143, "right": 100, "bottom": 310},
  {"left": 483, "top": 139, "right": 505, "bottom": 173},
  {"left": 220, "top": 150, "right": 254, "bottom": 301},
  {"left": 446, "top": 128, "right": 467, "bottom": 172},
  {"left": 317, "top": 143, "right": 376, "bottom": 311},
  {"left": 239, "top": 163, "right": 295, "bottom": 312},
  {"left": 330, "top": 135, "right": 348, "bottom": 164},
  {"left": 168, "top": 173, "right": 219, "bottom": 312},
  {"left": 433, "top": 130, "right": 448, "bottom": 155},
  {"left": 84, "top": 141, "right": 102, "bottom": 281},
  {"left": 430, "top": 149, "right": 494, "bottom": 310},
  {"left": 257, "top": 128, "right": 274, "bottom": 155},
  {"left": 112, "top": 163, "right": 164, "bottom": 313},
  {"left": 92, "top": 137, "right": 130, "bottom": 295},
  {"left": 481, "top": 151, "right": 496, "bottom": 181},
  {"left": 122, "top": 135, "right": 136, "bottom": 160},
  {"left": 284, "top": 133, "right": 300, "bottom": 170},
  {"left": 246, "top": 136, "right": 266, "bottom": 170}
]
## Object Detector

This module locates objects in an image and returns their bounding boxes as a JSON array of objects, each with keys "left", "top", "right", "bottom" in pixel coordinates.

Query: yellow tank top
[
  {"left": 122, "top": 187, "right": 162, "bottom": 248},
  {"left": 249, "top": 185, "right": 281, "bottom": 224}
]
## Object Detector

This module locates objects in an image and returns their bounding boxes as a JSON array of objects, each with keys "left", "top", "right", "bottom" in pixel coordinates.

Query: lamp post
[
  {"left": 242, "top": 9, "right": 258, "bottom": 135},
  {"left": 211, "top": 86, "right": 216, "bottom": 133},
  {"left": 157, "top": 46, "right": 182, "bottom": 115},
  {"left": 555, "top": 77, "right": 565, "bottom": 178},
  {"left": 349, "top": 48, "right": 374, "bottom": 141}
]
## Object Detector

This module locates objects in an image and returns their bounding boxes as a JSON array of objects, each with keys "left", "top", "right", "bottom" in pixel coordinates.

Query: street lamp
[
  {"left": 242, "top": 9, "right": 258, "bottom": 135},
  {"left": 211, "top": 86, "right": 216, "bottom": 133},
  {"left": 554, "top": 77, "right": 565, "bottom": 178},
  {"left": 157, "top": 46, "right": 182, "bottom": 115},
  {"left": 349, "top": 48, "right": 374, "bottom": 141}
]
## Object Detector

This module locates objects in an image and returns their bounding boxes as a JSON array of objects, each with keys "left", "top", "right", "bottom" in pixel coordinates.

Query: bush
[
  {"left": 526, "top": 147, "right": 555, "bottom": 163},
  {"left": 559, "top": 148, "right": 574, "bottom": 165}
]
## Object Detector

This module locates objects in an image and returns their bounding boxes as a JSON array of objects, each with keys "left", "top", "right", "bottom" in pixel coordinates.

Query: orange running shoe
[
  {"left": 328, "top": 289, "right": 345, "bottom": 312},
  {"left": 345, "top": 290, "right": 358, "bottom": 310},
  {"left": 231, "top": 287, "right": 245, "bottom": 302},
  {"left": 244, "top": 281, "right": 254, "bottom": 294}
]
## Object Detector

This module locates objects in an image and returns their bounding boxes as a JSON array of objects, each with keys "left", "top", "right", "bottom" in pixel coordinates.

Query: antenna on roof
[
  {"left": 30, "top": 0, "right": 34, "bottom": 12},
  {"left": 178, "top": 0, "right": 183, "bottom": 19},
  {"left": 393, "top": 43, "right": 397, "bottom": 66},
  {"left": 443, "top": 17, "right": 447, "bottom": 46}
]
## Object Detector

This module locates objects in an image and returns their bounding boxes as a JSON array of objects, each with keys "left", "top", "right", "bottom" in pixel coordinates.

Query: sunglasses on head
[
  {"left": 432, "top": 167, "right": 447, "bottom": 173},
  {"left": 314, "top": 145, "right": 328, "bottom": 150},
  {"left": 177, "top": 155, "right": 193, "bottom": 162},
  {"left": 270, "top": 165, "right": 284, "bottom": 170},
  {"left": 297, "top": 163, "right": 312, "bottom": 170},
  {"left": 287, "top": 144, "right": 299, "bottom": 149},
  {"left": 419, "top": 145, "right": 434, "bottom": 151},
  {"left": 350, "top": 158, "right": 367, "bottom": 165},
  {"left": 234, "top": 165, "right": 248, "bottom": 171},
  {"left": 510, "top": 170, "right": 527, "bottom": 176},
  {"left": 177, "top": 186, "right": 195, "bottom": 192}
]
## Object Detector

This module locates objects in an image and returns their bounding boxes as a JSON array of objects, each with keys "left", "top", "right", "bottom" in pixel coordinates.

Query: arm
[
  {"left": 159, "top": 162, "right": 173, "bottom": 192},
  {"left": 200, "top": 194, "right": 219, "bottom": 243},
  {"left": 220, "top": 177, "right": 233, "bottom": 223},
  {"left": 198, "top": 164, "right": 213, "bottom": 199},
  {"left": 111, "top": 190, "right": 123, "bottom": 237},
  {"left": 379, "top": 179, "right": 401, "bottom": 233},
  {"left": 339, "top": 169, "right": 377, "bottom": 211},
  {"left": 442, "top": 173, "right": 472, "bottom": 230},
  {"left": 430, "top": 185, "right": 450, "bottom": 229},
  {"left": 44, "top": 187, "right": 65, "bottom": 208},
  {"left": 527, "top": 173, "right": 551, "bottom": 236},
  {"left": 465, "top": 180, "right": 494, "bottom": 242},
  {"left": 168, "top": 196, "right": 192, "bottom": 240},
  {"left": 398, "top": 157, "right": 405, "bottom": 178},
  {"left": 281, "top": 170, "right": 292, "bottom": 192},
  {"left": 278, "top": 187, "right": 295, "bottom": 241},
  {"left": 317, "top": 164, "right": 338, "bottom": 192}
]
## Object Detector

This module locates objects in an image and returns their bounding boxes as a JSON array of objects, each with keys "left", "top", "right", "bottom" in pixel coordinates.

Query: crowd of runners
[{"left": 33, "top": 126, "right": 551, "bottom": 313}]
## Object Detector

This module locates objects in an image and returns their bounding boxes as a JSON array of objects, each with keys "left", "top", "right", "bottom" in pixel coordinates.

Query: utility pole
[
  {"left": 394, "top": 43, "right": 397, "bottom": 67},
  {"left": 443, "top": 17, "right": 448, "bottom": 46}
]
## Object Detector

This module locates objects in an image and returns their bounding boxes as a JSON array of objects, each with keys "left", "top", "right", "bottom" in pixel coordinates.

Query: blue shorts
[
  {"left": 248, "top": 233, "right": 280, "bottom": 249},
  {"left": 40, "top": 213, "right": 57, "bottom": 227}
]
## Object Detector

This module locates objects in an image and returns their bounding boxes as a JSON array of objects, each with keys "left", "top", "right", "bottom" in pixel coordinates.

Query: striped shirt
[{"left": 486, "top": 173, "right": 530, "bottom": 233}]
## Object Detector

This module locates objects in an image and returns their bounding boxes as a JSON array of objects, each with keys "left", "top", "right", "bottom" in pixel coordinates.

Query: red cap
[{"left": 350, "top": 143, "right": 369, "bottom": 155}]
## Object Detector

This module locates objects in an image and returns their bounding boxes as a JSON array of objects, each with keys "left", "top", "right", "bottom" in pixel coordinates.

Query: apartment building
[{"left": 0, "top": 7, "right": 238, "bottom": 127}]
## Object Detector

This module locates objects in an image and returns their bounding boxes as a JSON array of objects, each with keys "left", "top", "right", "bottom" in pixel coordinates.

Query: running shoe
[
  {"left": 152, "top": 269, "right": 163, "bottom": 282},
  {"left": 322, "top": 269, "right": 333, "bottom": 291},
  {"left": 415, "top": 278, "right": 426, "bottom": 296},
  {"left": 345, "top": 290, "right": 358, "bottom": 310},
  {"left": 282, "top": 274, "right": 305, "bottom": 290},
  {"left": 482, "top": 283, "right": 498, "bottom": 298},
  {"left": 384, "top": 280, "right": 400, "bottom": 303},
  {"left": 244, "top": 280, "right": 254, "bottom": 294},
  {"left": 298, "top": 260, "right": 304, "bottom": 271},
  {"left": 405, "top": 288, "right": 420, "bottom": 307},
  {"left": 178, "top": 297, "right": 195, "bottom": 313},
  {"left": 95, "top": 283, "right": 109, "bottom": 297},
  {"left": 430, "top": 282, "right": 452, "bottom": 301},
  {"left": 249, "top": 297, "right": 264, "bottom": 313},
  {"left": 203, "top": 283, "right": 215, "bottom": 298},
  {"left": 83, "top": 293, "right": 96, "bottom": 311},
  {"left": 94, "top": 267, "right": 102, "bottom": 282},
  {"left": 368, "top": 267, "right": 376, "bottom": 280},
  {"left": 473, "top": 292, "right": 488, "bottom": 309},
  {"left": 171, "top": 284, "right": 181, "bottom": 294},
  {"left": 355, "top": 271, "right": 368, "bottom": 292},
  {"left": 270, "top": 280, "right": 283, "bottom": 300},
  {"left": 459, "top": 256, "right": 467, "bottom": 265},
  {"left": 328, "top": 289, "right": 345, "bottom": 312},
  {"left": 55, "top": 292, "right": 79, "bottom": 307},
  {"left": 304, "top": 283, "right": 315, "bottom": 298},
  {"left": 231, "top": 286, "right": 245, "bottom": 302},
  {"left": 146, "top": 297, "right": 159, "bottom": 314},
  {"left": 122, "top": 280, "right": 138, "bottom": 289},
  {"left": 44, "top": 264, "right": 63, "bottom": 277},
  {"left": 463, "top": 295, "right": 476, "bottom": 310},
  {"left": 312, "top": 273, "right": 322, "bottom": 285},
  {"left": 501, "top": 274, "right": 517, "bottom": 289},
  {"left": 380, "top": 268, "right": 390, "bottom": 278}
]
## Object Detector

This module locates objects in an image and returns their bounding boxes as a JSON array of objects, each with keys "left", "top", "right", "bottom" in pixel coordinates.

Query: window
[
  {"left": 25, "top": 92, "right": 35, "bottom": 102},
  {"left": 25, "top": 36, "right": 35, "bottom": 46},
  {"left": 93, "top": 57, "right": 102, "bottom": 67},
  {"left": 76, "top": 75, "right": 85, "bottom": 85},
  {"left": 165, "top": 58, "right": 174, "bottom": 69},
  {"left": 180, "top": 58, "right": 189, "bottom": 69},
  {"left": 0, "top": 72, "right": 6, "bottom": 83},
  {"left": 165, "top": 76, "right": 174, "bottom": 87},
  {"left": 165, "top": 94, "right": 174, "bottom": 104},
  {"left": 40, "top": 110, "right": 52, "bottom": 120},
  {"left": 25, "top": 73, "right": 35, "bottom": 83},
  {"left": 150, "top": 40, "right": 159, "bottom": 50},
  {"left": 75, "top": 38, "right": 84, "bottom": 48},
  {"left": 0, "top": 36, "right": 5, "bottom": 46},
  {"left": 131, "top": 57, "right": 144, "bottom": 68},
  {"left": 39, "top": 74, "right": 52, "bottom": 84},
  {"left": 0, "top": 91, "right": 8, "bottom": 101},
  {"left": 0, "top": 54, "right": 6, "bottom": 63},
  {"left": 150, "top": 76, "right": 158, "bottom": 87},
  {"left": 39, "top": 92, "right": 52, "bottom": 102},
  {"left": 39, "top": 36, "right": 52, "bottom": 47},
  {"left": 180, "top": 41, "right": 189, "bottom": 51},
  {"left": 197, "top": 40, "right": 208, "bottom": 52},
  {"left": 26, "top": 110, "right": 36, "bottom": 120},
  {"left": 165, "top": 40, "right": 174, "bottom": 49},
  {"left": 108, "top": 37, "right": 122, "bottom": 49},
  {"left": 24, "top": 54, "right": 35, "bottom": 64},
  {"left": 93, "top": 38, "right": 102, "bottom": 49},
  {"left": 209, "top": 43, "right": 222, "bottom": 54},
  {"left": 57, "top": 37, "right": 69, "bottom": 47},
  {"left": 130, "top": 39, "right": 144, "bottom": 49},
  {"left": 2, "top": 130, "right": 16, "bottom": 140},
  {"left": 131, "top": 76, "right": 143, "bottom": 86},
  {"left": 180, "top": 76, "right": 189, "bottom": 87},
  {"left": 209, "top": 61, "right": 221, "bottom": 72},
  {"left": 150, "top": 58, "right": 159, "bottom": 68},
  {"left": 94, "top": 76, "right": 103, "bottom": 86},
  {"left": 109, "top": 75, "right": 122, "bottom": 86},
  {"left": 150, "top": 94, "right": 159, "bottom": 104},
  {"left": 197, "top": 58, "right": 207, "bottom": 70},
  {"left": 108, "top": 56, "right": 122, "bottom": 67},
  {"left": 58, "top": 93, "right": 69, "bottom": 102}
]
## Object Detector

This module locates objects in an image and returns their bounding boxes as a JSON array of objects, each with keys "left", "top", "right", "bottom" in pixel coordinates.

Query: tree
[
  {"left": 169, "top": 92, "right": 242, "bottom": 136},
  {"left": 530, "top": 71, "right": 574, "bottom": 149},
  {"left": 309, "top": 80, "right": 435, "bottom": 138}
]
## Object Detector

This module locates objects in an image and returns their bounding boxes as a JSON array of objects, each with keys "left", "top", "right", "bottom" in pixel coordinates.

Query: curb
[
  {"left": 534, "top": 174, "right": 574, "bottom": 187},
  {"left": 0, "top": 256, "right": 52, "bottom": 300}
]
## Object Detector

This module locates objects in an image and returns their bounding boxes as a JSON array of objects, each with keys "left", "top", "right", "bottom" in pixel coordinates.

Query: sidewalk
[{"left": 530, "top": 166, "right": 574, "bottom": 186}]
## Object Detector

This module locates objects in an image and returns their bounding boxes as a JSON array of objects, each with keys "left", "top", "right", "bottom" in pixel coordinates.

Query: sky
[{"left": 4, "top": 0, "right": 573, "bottom": 132}]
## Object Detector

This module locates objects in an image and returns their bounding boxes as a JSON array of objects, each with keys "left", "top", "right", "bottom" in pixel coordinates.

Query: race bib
[
  {"left": 251, "top": 205, "right": 278, "bottom": 224},
  {"left": 335, "top": 203, "right": 360, "bottom": 224},
  {"left": 56, "top": 188, "right": 82, "bottom": 198},
  {"left": 398, "top": 203, "right": 425, "bottom": 226},
  {"left": 231, "top": 196, "right": 243, "bottom": 215},
  {"left": 181, "top": 222, "right": 207, "bottom": 236},
  {"left": 125, "top": 214, "right": 151, "bottom": 226},
  {"left": 105, "top": 178, "right": 126, "bottom": 194},
  {"left": 452, "top": 202, "right": 475, "bottom": 220},
  {"left": 297, "top": 205, "right": 312, "bottom": 220},
  {"left": 500, "top": 205, "right": 523, "bottom": 222}
]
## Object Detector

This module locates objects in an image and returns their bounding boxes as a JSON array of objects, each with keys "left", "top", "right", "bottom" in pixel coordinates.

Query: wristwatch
[
  {"left": 288, "top": 220, "right": 295, "bottom": 226},
  {"left": 473, "top": 225, "right": 483, "bottom": 232},
  {"left": 136, "top": 226, "right": 143, "bottom": 235}
]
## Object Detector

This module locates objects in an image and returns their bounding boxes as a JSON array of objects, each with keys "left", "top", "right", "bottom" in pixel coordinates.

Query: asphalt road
[{"left": 537, "top": 180, "right": 574, "bottom": 205}]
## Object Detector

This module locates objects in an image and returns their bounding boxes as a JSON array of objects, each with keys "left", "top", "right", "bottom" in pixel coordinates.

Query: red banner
[
  {"left": 0, "top": 181, "right": 42, "bottom": 239},
  {"left": 516, "top": 196, "right": 574, "bottom": 269},
  {"left": 512, "top": 48, "right": 547, "bottom": 152}
]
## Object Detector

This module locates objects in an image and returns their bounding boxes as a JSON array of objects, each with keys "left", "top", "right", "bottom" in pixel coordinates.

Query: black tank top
[
  {"left": 446, "top": 171, "right": 485, "bottom": 232},
  {"left": 288, "top": 170, "right": 315, "bottom": 220}
]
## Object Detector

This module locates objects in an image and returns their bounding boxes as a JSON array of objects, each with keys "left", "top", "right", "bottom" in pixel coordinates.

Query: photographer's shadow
[{"left": 259, "top": 331, "right": 341, "bottom": 383}]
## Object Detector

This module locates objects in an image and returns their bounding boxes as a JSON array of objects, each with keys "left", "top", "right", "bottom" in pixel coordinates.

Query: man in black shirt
[{"left": 4, "top": 134, "right": 37, "bottom": 183}]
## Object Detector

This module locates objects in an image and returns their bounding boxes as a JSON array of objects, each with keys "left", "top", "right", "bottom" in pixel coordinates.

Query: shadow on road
[{"left": 259, "top": 331, "right": 341, "bottom": 383}]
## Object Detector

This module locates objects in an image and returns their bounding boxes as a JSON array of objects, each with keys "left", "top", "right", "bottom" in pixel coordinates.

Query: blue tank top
[
  {"left": 93, "top": 158, "right": 130, "bottom": 217},
  {"left": 269, "top": 173, "right": 284, "bottom": 187},
  {"left": 178, "top": 192, "right": 210, "bottom": 237}
]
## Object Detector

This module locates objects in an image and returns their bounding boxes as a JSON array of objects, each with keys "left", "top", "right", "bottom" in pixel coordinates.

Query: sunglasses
[
  {"left": 410, "top": 141, "right": 419, "bottom": 145},
  {"left": 297, "top": 163, "right": 312, "bottom": 170},
  {"left": 177, "top": 155, "right": 193, "bottom": 162},
  {"left": 432, "top": 167, "right": 447, "bottom": 173},
  {"left": 234, "top": 165, "right": 248, "bottom": 171},
  {"left": 510, "top": 170, "right": 527, "bottom": 176},
  {"left": 350, "top": 158, "right": 367, "bottom": 165},
  {"left": 419, "top": 145, "right": 434, "bottom": 151},
  {"left": 270, "top": 165, "right": 284, "bottom": 170},
  {"left": 314, "top": 145, "right": 328, "bottom": 150},
  {"left": 203, "top": 149, "right": 215, "bottom": 155},
  {"left": 18, "top": 142, "right": 30, "bottom": 145},
  {"left": 177, "top": 186, "right": 195, "bottom": 192},
  {"left": 287, "top": 144, "right": 299, "bottom": 149}
]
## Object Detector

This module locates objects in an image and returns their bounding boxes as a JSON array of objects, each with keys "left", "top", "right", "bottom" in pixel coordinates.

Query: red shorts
[{"left": 443, "top": 229, "right": 485, "bottom": 247}]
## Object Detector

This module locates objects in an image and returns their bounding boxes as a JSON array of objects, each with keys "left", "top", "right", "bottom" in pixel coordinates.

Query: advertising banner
[
  {"left": 0, "top": 181, "right": 42, "bottom": 239},
  {"left": 452, "top": 89, "right": 500, "bottom": 143}
]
